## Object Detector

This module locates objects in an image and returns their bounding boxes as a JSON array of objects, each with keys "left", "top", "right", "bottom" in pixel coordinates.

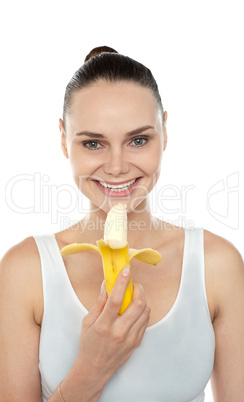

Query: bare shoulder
[
  {"left": 204, "top": 229, "right": 243, "bottom": 273},
  {"left": 0, "top": 236, "right": 41, "bottom": 279},
  {"left": 0, "top": 238, "right": 43, "bottom": 398},
  {"left": 0, "top": 236, "right": 43, "bottom": 324},
  {"left": 203, "top": 229, "right": 244, "bottom": 317}
]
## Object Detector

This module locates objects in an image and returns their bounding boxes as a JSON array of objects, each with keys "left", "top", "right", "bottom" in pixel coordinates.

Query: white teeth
[{"left": 99, "top": 179, "right": 137, "bottom": 191}]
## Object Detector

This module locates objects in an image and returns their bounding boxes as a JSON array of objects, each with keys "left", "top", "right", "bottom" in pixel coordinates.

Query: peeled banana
[{"left": 61, "top": 203, "right": 162, "bottom": 314}]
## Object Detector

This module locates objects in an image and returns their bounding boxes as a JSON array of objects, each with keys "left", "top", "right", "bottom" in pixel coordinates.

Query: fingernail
[
  {"left": 100, "top": 280, "right": 106, "bottom": 294},
  {"left": 139, "top": 283, "right": 144, "bottom": 292},
  {"left": 122, "top": 265, "right": 130, "bottom": 277}
]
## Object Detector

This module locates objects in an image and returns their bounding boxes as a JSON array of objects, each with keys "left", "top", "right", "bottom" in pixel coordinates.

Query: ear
[
  {"left": 163, "top": 111, "right": 168, "bottom": 151},
  {"left": 59, "top": 118, "right": 69, "bottom": 159}
]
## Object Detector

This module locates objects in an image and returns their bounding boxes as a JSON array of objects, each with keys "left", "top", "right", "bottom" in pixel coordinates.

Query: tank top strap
[
  {"left": 33, "top": 234, "right": 68, "bottom": 301},
  {"left": 180, "top": 227, "right": 212, "bottom": 326},
  {"left": 182, "top": 227, "right": 204, "bottom": 293},
  {"left": 33, "top": 233, "right": 90, "bottom": 316},
  {"left": 33, "top": 233, "right": 63, "bottom": 275}
]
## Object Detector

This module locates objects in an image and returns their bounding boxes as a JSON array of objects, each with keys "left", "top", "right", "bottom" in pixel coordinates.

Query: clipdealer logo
[
  {"left": 206, "top": 172, "right": 239, "bottom": 229},
  {"left": 4, "top": 171, "right": 240, "bottom": 230}
]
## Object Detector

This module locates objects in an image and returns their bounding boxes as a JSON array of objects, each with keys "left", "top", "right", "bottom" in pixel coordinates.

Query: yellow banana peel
[{"left": 61, "top": 203, "right": 162, "bottom": 314}]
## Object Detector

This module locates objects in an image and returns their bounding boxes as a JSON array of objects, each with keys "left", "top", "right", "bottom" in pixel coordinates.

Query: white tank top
[{"left": 33, "top": 227, "right": 215, "bottom": 402}]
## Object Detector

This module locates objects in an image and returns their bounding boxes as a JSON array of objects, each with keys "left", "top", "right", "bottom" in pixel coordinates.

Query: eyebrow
[{"left": 75, "top": 125, "right": 154, "bottom": 139}]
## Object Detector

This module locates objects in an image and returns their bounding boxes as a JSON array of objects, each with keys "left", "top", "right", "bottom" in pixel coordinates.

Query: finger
[
  {"left": 130, "top": 299, "right": 150, "bottom": 339},
  {"left": 102, "top": 265, "right": 131, "bottom": 322},
  {"left": 131, "top": 307, "right": 150, "bottom": 348},
  {"left": 118, "top": 283, "right": 148, "bottom": 332},
  {"left": 119, "top": 284, "right": 150, "bottom": 348},
  {"left": 82, "top": 280, "right": 108, "bottom": 330}
]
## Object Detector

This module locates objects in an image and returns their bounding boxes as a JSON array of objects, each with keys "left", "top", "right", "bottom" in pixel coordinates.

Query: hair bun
[{"left": 84, "top": 46, "right": 118, "bottom": 63}]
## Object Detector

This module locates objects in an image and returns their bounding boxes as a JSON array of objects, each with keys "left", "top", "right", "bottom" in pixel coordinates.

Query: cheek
[
  {"left": 143, "top": 146, "right": 162, "bottom": 174},
  {"left": 69, "top": 147, "right": 98, "bottom": 175}
]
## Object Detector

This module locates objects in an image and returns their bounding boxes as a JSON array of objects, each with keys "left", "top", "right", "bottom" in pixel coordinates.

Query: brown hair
[
  {"left": 63, "top": 46, "right": 164, "bottom": 131},
  {"left": 84, "top": 46, "right": 118, "bottom": 62}
]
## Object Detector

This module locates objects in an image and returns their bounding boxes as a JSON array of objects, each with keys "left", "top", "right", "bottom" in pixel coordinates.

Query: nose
[{"left": 103, "top": 147, "right": 130, "bottom": 177}]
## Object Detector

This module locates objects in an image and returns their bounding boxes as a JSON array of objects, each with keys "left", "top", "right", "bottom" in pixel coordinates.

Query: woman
[{"left": 0, "top": 46, "right": 243, "bottom": 402}]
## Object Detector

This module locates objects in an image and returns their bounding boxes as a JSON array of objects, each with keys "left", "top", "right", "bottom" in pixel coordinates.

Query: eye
[
  {"left": 82, "top": 141, "right": 102, "bottom": 150},
  {"left": 130, "top": 137, "right": 148, "bottom": 147}
]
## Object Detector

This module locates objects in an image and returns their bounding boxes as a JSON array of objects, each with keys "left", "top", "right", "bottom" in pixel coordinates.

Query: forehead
[{"left": 66, "top": 80, "right": 161, "bottom": 133}]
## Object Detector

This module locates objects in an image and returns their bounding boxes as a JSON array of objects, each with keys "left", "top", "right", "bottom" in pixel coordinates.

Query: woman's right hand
[{"left": 57, "top": 265, "right": 150, "bottom": 402}]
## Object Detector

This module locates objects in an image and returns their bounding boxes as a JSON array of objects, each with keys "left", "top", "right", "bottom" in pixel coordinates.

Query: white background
[{"left": 0, "top": 1, "right": 243, "bottom": 400}]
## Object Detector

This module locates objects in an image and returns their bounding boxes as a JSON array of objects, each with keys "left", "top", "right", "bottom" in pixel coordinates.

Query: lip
[{"left": 94, "top": 177, "right": 142, "bottom": 198}]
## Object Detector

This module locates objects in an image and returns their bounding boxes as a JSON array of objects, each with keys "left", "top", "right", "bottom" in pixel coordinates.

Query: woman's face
[{"left": 60, "top": 80, "right": 167, "bottom": 215}]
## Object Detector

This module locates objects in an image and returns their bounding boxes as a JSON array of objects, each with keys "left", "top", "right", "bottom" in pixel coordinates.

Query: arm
[
  {"left": 206, "top": 234, "right": 244, "bottom": 401},
  {"left": 0, "top": 239, "right": 149, "bottom": 402},
  {"left": 0, "top": 237, "right": 43, "bottom": 401}
]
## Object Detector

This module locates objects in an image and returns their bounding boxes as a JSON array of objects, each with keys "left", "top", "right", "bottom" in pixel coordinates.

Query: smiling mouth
[{"left": 95, "top": 178, "right": 140, "bottom": 193}]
